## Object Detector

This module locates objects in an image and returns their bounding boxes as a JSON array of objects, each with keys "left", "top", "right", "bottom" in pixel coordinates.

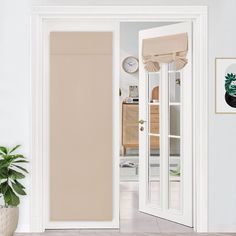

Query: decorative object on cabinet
[
  {"left": 151, "top": 86, "right": 159, "bottom": 102},
  {"left": 129, "top": 85, "right": 139, "bottom": 98},
  {"left": 122, "top": 56, "right": 139, "bottom": 74},
  {"left": 124, "top": 97, "right": 139, "bottom": 104},
  {"left": 215, "top": 58, "right": 236, "bottom": 113}
]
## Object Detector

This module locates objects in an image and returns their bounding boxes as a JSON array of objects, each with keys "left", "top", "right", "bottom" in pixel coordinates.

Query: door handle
[{"left": 139, "top": 119, "right": 146, "bottom": 125}]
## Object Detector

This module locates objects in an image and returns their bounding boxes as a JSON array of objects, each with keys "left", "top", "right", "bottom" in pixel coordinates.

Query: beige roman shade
[
  {"left": 142, "top": 33, "right": 188, "bottom": 72},
  {"left": 50, "top": 32, "right": 113, "bottom": 221}
]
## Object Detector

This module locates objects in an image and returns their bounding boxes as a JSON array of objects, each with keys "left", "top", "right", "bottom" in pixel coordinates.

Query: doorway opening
[
  {"left": 119, "top": 21, "right": 193, "bottom": 233},
  {"left": 31, "top": 6, "right": 208, "bottom": 233}
]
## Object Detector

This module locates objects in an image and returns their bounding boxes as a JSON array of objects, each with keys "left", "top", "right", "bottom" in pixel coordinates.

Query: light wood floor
[{"left": 16, "top": 182, "right": 235, "bottom": 235}]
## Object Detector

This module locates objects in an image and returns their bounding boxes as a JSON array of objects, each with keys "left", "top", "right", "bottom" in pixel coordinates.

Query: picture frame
[
  {"left": 215, "top": 57, "right": 236, "bottom": 114},
  {"left": 129, "top": 85, "right": 139, "bottom": 98}
]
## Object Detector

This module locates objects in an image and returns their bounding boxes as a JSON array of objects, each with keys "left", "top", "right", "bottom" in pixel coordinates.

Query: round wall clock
[{"left": 122, "top": 56, "right": 139, "bottom": 74}]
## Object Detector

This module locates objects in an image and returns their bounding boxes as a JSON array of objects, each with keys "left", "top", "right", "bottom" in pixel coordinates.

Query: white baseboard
[
  {"left": 16, "top": 224, "right": 30, "bottom": 233},
  {"left": 209, "top": 224, "right": 236, "bottom": 233}
]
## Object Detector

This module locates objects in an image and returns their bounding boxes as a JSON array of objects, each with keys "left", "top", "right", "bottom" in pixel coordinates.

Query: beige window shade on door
[
  {"left": 50, "top": 32, "right": 113, "bottom": 221},
  {"left": 142, "top": 33, "right": 188, "bottom": 72}
]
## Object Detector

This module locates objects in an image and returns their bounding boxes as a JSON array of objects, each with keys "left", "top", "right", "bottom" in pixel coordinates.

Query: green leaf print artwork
[{"left": 225, "top": 73, "right": 236, "bottom": 108}]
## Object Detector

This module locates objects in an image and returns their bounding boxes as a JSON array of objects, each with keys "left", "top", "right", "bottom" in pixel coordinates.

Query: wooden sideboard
[{"left": 122, "top": 103, "right": 160, "bottom": 156}]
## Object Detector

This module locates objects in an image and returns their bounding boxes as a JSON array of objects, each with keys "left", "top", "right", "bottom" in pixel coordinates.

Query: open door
[{"left": 138, "top": 22, "right": 192, "bottom": 226}]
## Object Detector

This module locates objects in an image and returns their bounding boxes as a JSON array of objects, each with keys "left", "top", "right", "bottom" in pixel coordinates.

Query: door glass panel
[
  {"left": 148, "top": 72, "right": 161, "bottom": 207},
  {"left": 169, "top": 105, "right": 180, "bottom": 136},
  {"left": 149, "top": 72, "right": 160, "bottom": 103},
  {"left": 149, "top": 105, "right": 160, "bottom": 134},
  {"left": 168, "top": 62, "right": 182, "bottom": 211},
  {"left": 169, "top": 62, "right": 181, "bottom": 103},
  {"left": 148, "top": 135, "right": 160, "bottom": 206},
  {"left": 169, "top": 137, "right": 181, "bottom": 210}
]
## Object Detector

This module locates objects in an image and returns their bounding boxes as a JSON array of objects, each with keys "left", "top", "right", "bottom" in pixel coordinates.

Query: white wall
[
  {"left": 0, "top": 0, "right": 31, "bottom": 232},
  {"left": 1, "top": 0, "right": 236, "bottom": 232}
]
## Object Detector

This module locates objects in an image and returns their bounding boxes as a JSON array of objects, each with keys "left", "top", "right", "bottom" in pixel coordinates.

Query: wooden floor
[{"left": 16, "top": 183, "right": 235, "bottom": 235}]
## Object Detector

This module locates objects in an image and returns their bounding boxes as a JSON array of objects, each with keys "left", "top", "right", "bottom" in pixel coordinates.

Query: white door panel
[{"left": 139, "top": 22, "right": 192, "bottom": 226}]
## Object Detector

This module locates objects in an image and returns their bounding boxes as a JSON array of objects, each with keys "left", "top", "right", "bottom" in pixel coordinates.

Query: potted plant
[{"left": 0, "top": 145, "right": 28, "bottom": 236}]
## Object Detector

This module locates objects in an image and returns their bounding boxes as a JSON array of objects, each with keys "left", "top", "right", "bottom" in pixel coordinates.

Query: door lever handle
[{"left": 139, "top": 119, "right": 146, "bottom": 125}]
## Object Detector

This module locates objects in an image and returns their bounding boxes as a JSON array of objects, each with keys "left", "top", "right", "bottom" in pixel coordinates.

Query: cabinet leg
[
  {"left": 121, "top": 146, "right": 124, "bottom": 156},
  {"left": 121, "top": 146, "right": 127, "bottom": 156}
]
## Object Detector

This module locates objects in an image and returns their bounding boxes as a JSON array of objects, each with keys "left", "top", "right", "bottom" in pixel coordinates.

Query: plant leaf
[
  {"left": 0, "top": 168, "right": 8, "bottom": 179},
  {"left": 11, "top": 154, "right": 25, "bottom": 160},
  {"left": 1, "top": 181, "right": 8, "bottom": 194},
  {"left": 0, "top": 147, "right": 8, "bottom": 155},
  {"left": 9, "top": 145, "right": 21, "bottom": 154},
  {"left": 14, "top": 180, "right": 25, "bottom": 189},
  {"left": 4, "top": 187, "right": 20, "bottom": 206},
  {"left": 8, "top": 169, "right": 25, "bottom": 179},
  {"left": 12, "top": 165, "right": 28, "bottom": 173},
  {"left": 13, "top": 160, "right": 28, "bottom": 164},
  {"left": 0, "top": 160, "right": 11, "bottom": 169},
  {"left": 12, "top": 182, "right": 26, "bottom": 195}
]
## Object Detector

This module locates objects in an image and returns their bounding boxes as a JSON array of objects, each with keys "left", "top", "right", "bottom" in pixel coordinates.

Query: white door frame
[{"left": 31, "top": 6, "right": 208, "bottom": 233}]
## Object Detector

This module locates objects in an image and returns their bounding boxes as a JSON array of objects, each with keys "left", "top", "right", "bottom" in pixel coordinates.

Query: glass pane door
[{"left": 139, "top": 22, "right": 192, "bottom": 227}]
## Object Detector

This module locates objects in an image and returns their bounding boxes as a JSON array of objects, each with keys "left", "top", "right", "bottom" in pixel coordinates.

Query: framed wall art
[{"left": 215, "top": 58, "right": 236, "bottom": 114}]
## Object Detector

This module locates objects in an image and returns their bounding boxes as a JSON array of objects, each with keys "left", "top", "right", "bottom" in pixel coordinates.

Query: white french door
[{"left": 138, "top": 22, "right": 193, "bottom": 226}]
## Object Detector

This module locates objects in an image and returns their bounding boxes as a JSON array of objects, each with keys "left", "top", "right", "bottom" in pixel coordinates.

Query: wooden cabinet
[
  {"left": 122, "top": 103, "right": 160, "bottom": 155},
  {"left": 122, "top": 103, "right": 139, "bottom": 155}
]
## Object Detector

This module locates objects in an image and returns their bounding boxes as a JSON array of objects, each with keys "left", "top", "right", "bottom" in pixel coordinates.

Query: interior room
[{"left": 2, "top": 1, "right": 236, "bottom": 236}]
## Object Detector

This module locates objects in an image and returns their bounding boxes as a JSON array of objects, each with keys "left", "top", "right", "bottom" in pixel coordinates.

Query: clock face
[{"left": 122, "top": 56, "right": 139, "bottom": 74}]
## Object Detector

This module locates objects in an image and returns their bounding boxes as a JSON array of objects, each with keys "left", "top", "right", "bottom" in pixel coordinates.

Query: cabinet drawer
[
  {"left": 150, "top": 113, "right": 159, "bottom": 123},
  {"left": 123, "top": 104, "right": 139, "bottom": 122},
  {"left": 150, "top": 123, "right": 159, "bottom": 134},
  {"left": 150, "top": 136, "right": 160, "bottom": 148},
  {"left": 123, "top": 124, "right": 139, "bottom": 145},
  {"left": 150, "top": 105, "right": 159, "bottom": 114}
]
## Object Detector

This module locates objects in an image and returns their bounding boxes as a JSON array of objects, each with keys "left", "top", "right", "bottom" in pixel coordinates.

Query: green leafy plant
[
  {"left": 225, "top": 73, "right": 236, "bottom": 96},
  {"left": 0, "top": 145, "right": 28, "bottom": 207}
]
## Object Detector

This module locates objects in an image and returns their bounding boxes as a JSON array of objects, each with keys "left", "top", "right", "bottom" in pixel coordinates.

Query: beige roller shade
[
  {"left": 142, "top": 33, "right": 188, "bottom": 72},
  {"left": 50, "top": 32, "right": 113, "bottom": 221}
]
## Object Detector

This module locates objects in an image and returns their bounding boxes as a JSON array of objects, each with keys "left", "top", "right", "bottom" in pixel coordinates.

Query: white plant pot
[{"left": 0, "top": 207, "right": 19, "bottom": 236}]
